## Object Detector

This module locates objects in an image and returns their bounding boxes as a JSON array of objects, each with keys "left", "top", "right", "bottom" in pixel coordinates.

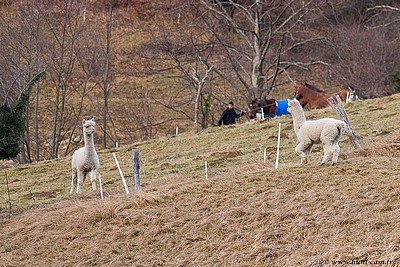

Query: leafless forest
[{"left": 0, "top": 0, "right": 399, "bottom": 163}]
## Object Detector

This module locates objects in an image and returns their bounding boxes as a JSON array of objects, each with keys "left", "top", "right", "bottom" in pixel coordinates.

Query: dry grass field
[{"left": 1, "top": 94, "right": 400, "bottom": 266}]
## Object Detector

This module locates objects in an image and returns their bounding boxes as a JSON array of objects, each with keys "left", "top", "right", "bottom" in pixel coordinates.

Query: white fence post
[
  {"left": 98, "top": 173, "right": 104, "bottom": 199},
  {"left": 112, "top": 152, "right": 129, "bottom": 194},
  {"left": 205, "top": 161, "right": 208, "bottom": 180},
  {"left": 275, "top": 123, "right": 281, "bottom": 169}
]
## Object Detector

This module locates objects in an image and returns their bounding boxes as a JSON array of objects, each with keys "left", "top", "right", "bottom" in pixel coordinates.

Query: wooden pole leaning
[
  {"left": 113, "top": 152, "right": 129, "bottom": 194},
  {"left": 327, "top": 95, "right": 361, "bottom": 149}
]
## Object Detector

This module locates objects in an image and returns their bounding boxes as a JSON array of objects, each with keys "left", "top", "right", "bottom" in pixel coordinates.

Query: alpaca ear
[{"left": 82, "top": 119, "right": 86, "bottom": 125}]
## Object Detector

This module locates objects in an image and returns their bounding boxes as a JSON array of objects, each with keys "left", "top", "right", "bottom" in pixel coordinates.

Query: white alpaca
[
  {"left": 287, "top": 99, "right": 347, "bottom": 166},
  {"left": 70, "top": 118, "right": 100, "bottom": 194}
]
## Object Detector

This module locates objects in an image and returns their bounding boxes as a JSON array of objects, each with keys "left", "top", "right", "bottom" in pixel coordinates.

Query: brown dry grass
[{"left": 1, "top": 94, "right": 400, "bottom": 266}]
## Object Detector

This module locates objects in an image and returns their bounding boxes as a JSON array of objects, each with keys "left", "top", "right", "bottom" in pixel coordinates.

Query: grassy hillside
[{"left": 1, "top": 94, "right": 400, "bottom": 266}]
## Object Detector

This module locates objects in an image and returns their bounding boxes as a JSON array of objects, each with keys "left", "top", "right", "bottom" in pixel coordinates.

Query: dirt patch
[
  {"left": 208, "top": 151, "right": 243, "bottom": 167},
  {"left": 268, "top": 133, "right": 288, "bottom": 140},
  {"left": 35, "top": 191, "right": 58, "bottom": 199},
  {"left": 210, "top": 151, "right": 243, "bottom": 158}
]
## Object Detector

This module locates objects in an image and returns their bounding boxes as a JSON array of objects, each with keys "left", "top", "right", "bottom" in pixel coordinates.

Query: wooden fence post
[
  {"left": 327, "top": 95, "right": 361, "bottom": 149},
  {"left": 132, "top": 149, "right": 141, "bottom": 191}
]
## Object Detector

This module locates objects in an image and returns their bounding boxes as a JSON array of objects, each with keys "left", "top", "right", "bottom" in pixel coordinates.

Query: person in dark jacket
[{"left": 217, "top": 101, "right": 246, "bottom": 126}]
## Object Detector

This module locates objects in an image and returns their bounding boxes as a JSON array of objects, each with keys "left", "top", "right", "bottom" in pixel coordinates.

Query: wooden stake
[
  {"left": 98, "top": 173, "right": 104, "bottom": 199},
  {"left": 263, "top": 148, "right": 267, "bottom": 163},
  {"left": 132, "top": 149, "right": 141, "bottom": 191},
  {"left": 112, "top": 152, "right": 129, "bottom": 194},
  {"left": 327, "top": 95, "right": 361, "bottom": 149},
  {"left": 205, "top": 161, "right": 208, "bottom": 180},
  {"left": 275, "top": 123, "right": 281, "bottom": 169}
]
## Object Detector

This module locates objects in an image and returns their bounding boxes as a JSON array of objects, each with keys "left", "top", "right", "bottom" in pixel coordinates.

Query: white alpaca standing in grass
[
  {"left": 287, "top": 99, "right": 347, "bottom": 166},
  {"left": 70, "top": 118, "right": 99, "bottom": 194}
]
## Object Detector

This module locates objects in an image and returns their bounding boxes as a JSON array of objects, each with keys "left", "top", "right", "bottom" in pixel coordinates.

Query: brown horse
[
  {"left": 294, "top": 86, "right": 351, "bottom": 109},
  {"left": 303, "top": 81, "right": 326, "bottom": 93},
  {"left": 248, "top": 99, "right": 276, "bottom": 119},
  {"left": 299, "top": 82, "right": 327, "bottom": 107},
  {"left": 304, "top": 82, "right": 361, "bottom": 102},
  {"left": 248, "top": 98, "right": 291, "bottom": 119}
]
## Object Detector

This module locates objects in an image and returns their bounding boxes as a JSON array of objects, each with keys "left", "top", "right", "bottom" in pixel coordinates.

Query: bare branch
[{"left": 367, "top": 5, "right": 400, "bottom": 12}]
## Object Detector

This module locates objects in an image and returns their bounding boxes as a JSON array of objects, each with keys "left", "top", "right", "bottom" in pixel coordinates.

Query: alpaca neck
[
  {"left": 83, "top": 134, "right": 95, "bottom": 151},
  {"left": 292, "top": 107, "right": 306, "bottom": 135}
]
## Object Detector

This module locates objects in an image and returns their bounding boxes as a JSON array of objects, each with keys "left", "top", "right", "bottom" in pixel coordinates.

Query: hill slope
[{"left": 1, "top": 95, "right": 400, "bottom": 266}]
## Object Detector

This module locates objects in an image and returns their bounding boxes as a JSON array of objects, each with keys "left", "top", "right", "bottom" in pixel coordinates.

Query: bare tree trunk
[
  {"left": 34, "top": 80, "right": 40, "bottom": 161},
  {"left": 21, "top": 108, "right": 30, "bottom": 164},
  {"left": 251, "top": 0, "right": 264, "bottom": 97},
  {"left": 102, "top": 1, "right": 114, "bottom": 149},
  {"left": 193, "top": 58, "right": 213, "bottom": 125}
]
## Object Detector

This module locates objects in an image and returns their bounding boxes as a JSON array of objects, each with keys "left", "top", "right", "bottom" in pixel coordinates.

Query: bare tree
[
  {"left": 26, "top": 0, "right": 107, "bottom": 159},
  {"left": 317, "top": 1, "right": 400, "bottom": 98},
  {"left": 367, "top": 4, "right": 400, "bottom": 29},
  {"left": 74, "top": 0, "right": 116, "bottom": 149},
  {"left": 131, "top": 0, "right": 329, "bottom": 129},
  {"left": 0, "top": 1, "right": 48, "bottom": 163},
  {"left": 198, "top": 0, "right": 326, "bottom": 99}
]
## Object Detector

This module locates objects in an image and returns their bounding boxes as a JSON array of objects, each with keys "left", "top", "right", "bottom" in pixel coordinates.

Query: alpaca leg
[
  {"left": 300, "top": 144, "right": 314, "bottom": 165},
  {"left": 89, "top": 170, "right": 97, "bottom": 191},
  {"left": 305, "top": 145, "right": 314, "bottom": 161},
  {"left": 76, "top": 170, "right": 85, "bottom": 194},
  {"left": 295, "top": 142, "right": 312, "bottom": 165},
  {"left": 70, "top": 169, "right": 77, "bottom": 194},
  {"left": 321, "top": 144, "right": 334, "bottom": 166},
  {"left": 295, "top": 144, "right": 307, "bottom": 164},
  {"left": 320, "top": 144, "right": 330, "bottom": 165},
  {"left": 331, "top": 143, "right": 341, "bottom": 165}
]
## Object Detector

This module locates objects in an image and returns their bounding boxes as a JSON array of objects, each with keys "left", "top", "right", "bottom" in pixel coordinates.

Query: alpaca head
[
  {"left": 82, "top": 118, "right": 96, "bottom": 136},
  {"left": 287, "top": 99, "right": 301, "bottom": 114}
]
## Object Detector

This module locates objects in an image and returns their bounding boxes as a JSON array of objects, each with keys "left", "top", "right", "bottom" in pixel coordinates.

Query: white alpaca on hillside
[
  {"left": 287, "top": 99, "right": 347, "bottom": 166},
  {"left": 70, "top": 118, "right": 100, "bottom": 194}
]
